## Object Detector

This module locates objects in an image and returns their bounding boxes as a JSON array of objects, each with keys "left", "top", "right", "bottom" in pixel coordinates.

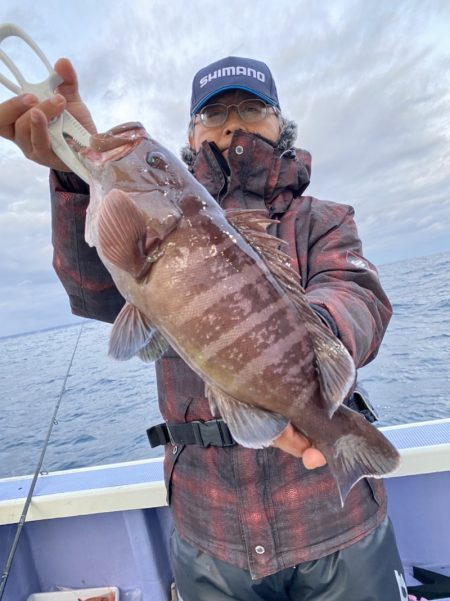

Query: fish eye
[{"left": 146, "top": 151, "right": 168, "bottom": 170}]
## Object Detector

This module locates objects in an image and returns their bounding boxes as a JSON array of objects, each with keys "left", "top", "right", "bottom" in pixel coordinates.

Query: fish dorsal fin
[
  {"left": 109, "top": 301, "right": 168, "bottom": 361},
  {"left": 225, "top": 209, "right": 300, "bottom": 289},
  {"left": 205, "top": 382, "right": 289, "bottom": 448},
  {"left": 226, "top": 208, "right": 356, "bottom": 416}
]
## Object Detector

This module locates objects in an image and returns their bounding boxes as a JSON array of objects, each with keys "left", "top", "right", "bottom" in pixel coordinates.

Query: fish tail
[{"left": 316, "top": 405, "right": 400, "bottom": 507}]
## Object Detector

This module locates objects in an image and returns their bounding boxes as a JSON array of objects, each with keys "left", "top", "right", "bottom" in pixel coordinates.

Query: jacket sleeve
[
  {"left": 50, "top": 170, "right": 125, "bottom": 323},
  {"left": 303, "top": 200, "right": 392, "bottom": 368}
]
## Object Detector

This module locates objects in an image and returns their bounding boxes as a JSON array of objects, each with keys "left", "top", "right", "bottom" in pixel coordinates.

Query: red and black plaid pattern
[{"left": 50, "top": 131, "right": 392, "bottom": 579}]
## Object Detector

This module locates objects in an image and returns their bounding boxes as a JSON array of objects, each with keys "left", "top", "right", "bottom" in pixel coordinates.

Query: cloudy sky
[{"left": 0, "top": 0, "right": 449, "bottom": 337}]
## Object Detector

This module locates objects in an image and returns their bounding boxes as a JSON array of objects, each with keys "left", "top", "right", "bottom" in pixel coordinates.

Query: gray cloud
[
  {"left": 0, "top": 156, "right": 52, "bottom": 280},
  {"left": 0, "top": 0, "right": 449, "bottom": 334}
]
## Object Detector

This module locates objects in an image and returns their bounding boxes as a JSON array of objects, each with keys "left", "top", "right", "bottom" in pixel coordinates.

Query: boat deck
[{"left": 0, "top": 418, "right": 449, "bottom": 600}]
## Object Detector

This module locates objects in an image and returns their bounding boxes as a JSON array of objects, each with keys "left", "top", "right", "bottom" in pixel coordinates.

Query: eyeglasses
[{"left": 195, "top": 98, "right": 278, "bottom": 128}]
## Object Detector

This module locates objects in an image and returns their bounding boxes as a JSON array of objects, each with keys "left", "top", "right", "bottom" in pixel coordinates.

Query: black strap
[
  {"left": 344, "top": 387, "right": 379, "bottom": 423},
  {"left": 149, "top": 388, "right": 377, "bottom": 450},
  {"left": 147, "top": 419, "right": 235, "bottom": 448}
]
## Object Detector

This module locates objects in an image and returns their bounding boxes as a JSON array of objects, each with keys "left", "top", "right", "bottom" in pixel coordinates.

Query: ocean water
[{"left": 0, "top": 251, "right": 449, "bottom": 479}]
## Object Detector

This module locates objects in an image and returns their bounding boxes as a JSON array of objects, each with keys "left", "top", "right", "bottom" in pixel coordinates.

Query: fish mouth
[{"left": 73, "top": 122, "right": 148, "bottom": 167}]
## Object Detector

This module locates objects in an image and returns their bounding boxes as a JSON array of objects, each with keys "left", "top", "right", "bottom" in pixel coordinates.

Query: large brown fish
[{"left": 77, "top": 122, "right": 400, "bottom": 505}]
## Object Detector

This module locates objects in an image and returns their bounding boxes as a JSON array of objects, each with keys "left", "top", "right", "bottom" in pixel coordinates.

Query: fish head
[
  {"left": 76, "top": 122, "right": 192, "bottom": 245},
  {"left": 77, "top": 122, "right": 183, "bottom": 192}
]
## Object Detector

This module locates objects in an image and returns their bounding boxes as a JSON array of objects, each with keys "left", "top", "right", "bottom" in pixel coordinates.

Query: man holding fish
[{"left": 0, "top": 56, "right": 408, "bottom": 599}]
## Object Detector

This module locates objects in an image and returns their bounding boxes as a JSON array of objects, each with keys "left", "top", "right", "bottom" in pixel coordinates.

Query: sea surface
[{"left": 0, "top": 251, "right": 449, "bottom": 479}]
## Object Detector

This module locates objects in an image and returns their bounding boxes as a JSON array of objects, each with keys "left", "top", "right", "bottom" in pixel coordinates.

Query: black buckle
[
  {"left": 146, "top": 419, "right": 236, "bottom": 448},
  {"left": 147, "top": 423, "right": 171, "bottom": 448},
  {"left": 190, "top": 419, "right": 235, "bottom": 447}
]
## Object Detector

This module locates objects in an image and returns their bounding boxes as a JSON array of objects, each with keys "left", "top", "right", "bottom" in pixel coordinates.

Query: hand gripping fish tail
[{"left": 298, "top": 404, "right": 401, "bottom": 506}]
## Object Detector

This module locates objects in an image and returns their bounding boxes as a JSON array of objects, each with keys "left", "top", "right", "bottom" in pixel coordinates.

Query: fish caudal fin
[
  {"left": 109, "top": 301, "right": 168, "bottom": 361},
  {"left": 206, "top": 383, "right": 290, "bottom": 448},
  {"left": 97, "top": 189, "right": 163, "bottom": 278},
  {"left": 226, "top": 208, "right": 355, "bottom": 416},
  {"left": 316, "top": 405, "right": 400, "bottom": 507}
]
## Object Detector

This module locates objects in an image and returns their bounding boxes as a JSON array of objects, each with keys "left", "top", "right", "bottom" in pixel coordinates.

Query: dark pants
[{"left": 170, "top": 517, "right": 408, "bottom": 600}]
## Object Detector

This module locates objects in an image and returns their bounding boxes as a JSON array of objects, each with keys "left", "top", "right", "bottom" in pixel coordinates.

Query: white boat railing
[{"left": 0, "top": 417, "right": 449, "bottom": 526}]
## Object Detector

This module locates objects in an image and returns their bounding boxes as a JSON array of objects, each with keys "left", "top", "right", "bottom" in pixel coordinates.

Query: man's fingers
[
  {"left": 26, "top": 108, "right": 57, "bottom": 166},
  {"left": 0, "top": 95, "right": 38, "bottom": 140},
  {"left": 17, "top": 98, "right": 68, "bottom": 170},
  {"left": 54, "top": 58, "right": 81, "bottom": 102},
  {"left": 1, "top": 58, "right": 91, "bottom": 171},
  {"left": 302, "top": 448, "right": 328, "bottom": 470},
  {"left": 271, "top": 424, "right": 327, "bottom": 468},
  {"left": 27, "top": 107, "right": 70, "bottom": 170},
  {"left": 29, "top": 108, "right": 51, "bottom": 153},
  {"left": 15, "top": 94, "right": 63, "bottom": 147},
  {"left": 53, "top": 58, "right": 97, "bottom": 135},
  {"left": 272, "top": 424, "right": 309, "bottom": 457}
]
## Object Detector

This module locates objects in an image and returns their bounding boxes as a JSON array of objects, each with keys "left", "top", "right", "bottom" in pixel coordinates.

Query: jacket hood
[
  {"left": 180, "top": 118, "right": 311, "bottom": 214},
  {"left": 180, "top": 116, "right": 299, "bottom": 167}
]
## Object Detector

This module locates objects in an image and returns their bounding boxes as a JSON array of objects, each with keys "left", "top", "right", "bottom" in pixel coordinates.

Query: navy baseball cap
[{"left": 190, "top": 56, "right": 280, "bottom": 115}]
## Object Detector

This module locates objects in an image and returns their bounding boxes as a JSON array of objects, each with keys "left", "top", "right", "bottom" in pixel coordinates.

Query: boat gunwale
[{"left": 0, "top": 417, "right": 449, "bottom": 525}]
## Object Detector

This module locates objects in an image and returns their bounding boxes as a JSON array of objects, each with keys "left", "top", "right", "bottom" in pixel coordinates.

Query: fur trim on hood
[{"left": 180, "top": 116, "right": 298, "bottom": 169}]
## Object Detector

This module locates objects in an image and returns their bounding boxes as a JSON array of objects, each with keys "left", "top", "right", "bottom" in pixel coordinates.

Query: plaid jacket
[{"left": 50, "top": 130, "right": 392, "bottom": 579}]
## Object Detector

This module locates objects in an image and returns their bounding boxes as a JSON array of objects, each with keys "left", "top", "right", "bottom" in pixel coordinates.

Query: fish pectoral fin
[
  {"left": 316, "top": 405, "right": 401, "bottom": 507},
  {"left": 109, "top": 301, "right": 168, "bottom": 361},
  {"left": 226, "top": 208, "right": 355, "bottom": 416},
  {"left": 137, "top": 329, "right": 169, "bottom": 363},
  {"left": 97, "top": 188, "right": 163, "bottom": 279},
  {"left": 205, "top": 383, "right": 289, "bottom": 448}
]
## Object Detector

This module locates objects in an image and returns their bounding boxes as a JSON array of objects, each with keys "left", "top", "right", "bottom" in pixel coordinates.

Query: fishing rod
[{"left": 0, "top": 325, "right": 84, "bottom": 601}]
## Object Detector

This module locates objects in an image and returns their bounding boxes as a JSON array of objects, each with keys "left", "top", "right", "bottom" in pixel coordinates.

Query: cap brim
[{"left": 191, "top": 85, "right": 279, "bottom": 115}]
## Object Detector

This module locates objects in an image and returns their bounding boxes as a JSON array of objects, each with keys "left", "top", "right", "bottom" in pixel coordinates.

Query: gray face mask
[{"left": 180, "top": 116, "right": 298, "bottom": 169}]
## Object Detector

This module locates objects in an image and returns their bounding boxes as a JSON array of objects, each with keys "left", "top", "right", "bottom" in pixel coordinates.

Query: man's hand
[
  {"left": 0, "top": 58, "right": 96, "bottom": 171},
  {"left": 271, "top": 423, "right": 327, "bottom": 469}
]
